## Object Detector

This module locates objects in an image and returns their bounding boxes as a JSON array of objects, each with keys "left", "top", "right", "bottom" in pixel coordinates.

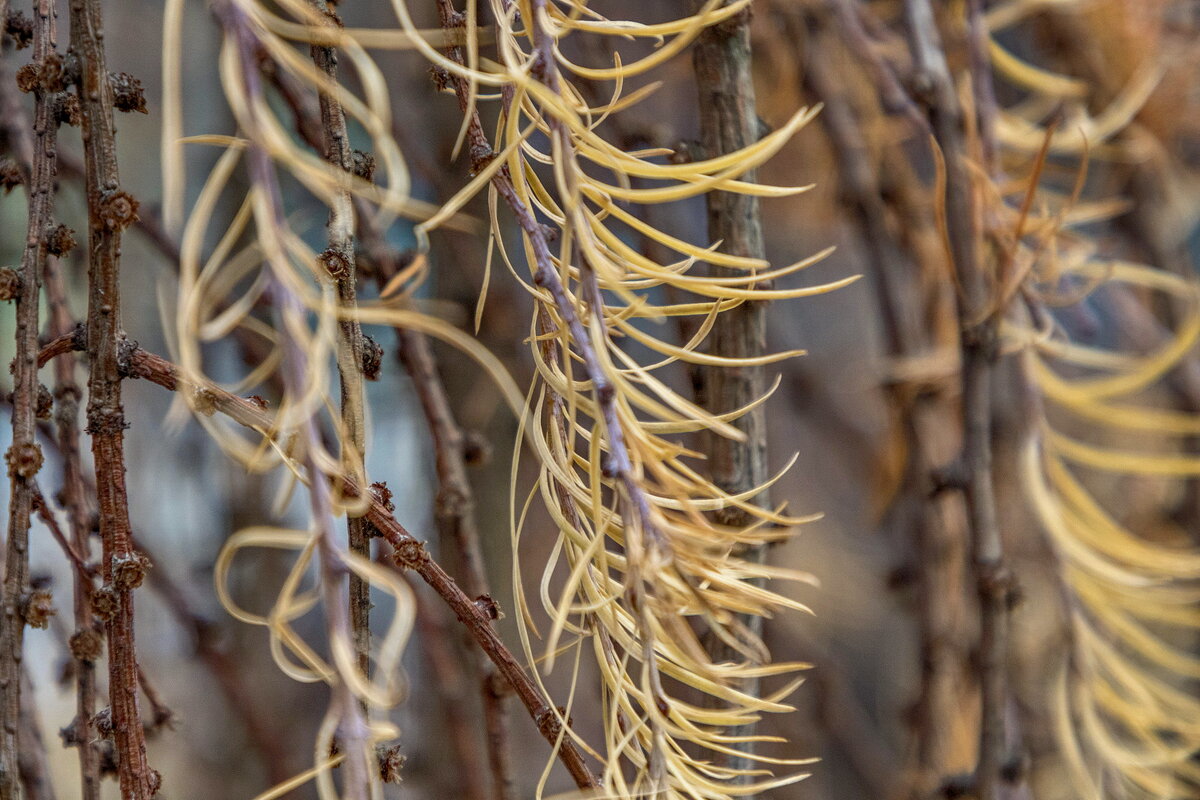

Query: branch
[
  {"left": 41, "top": 251, "right": 101, "bottom": 799},
  {"left": 37, "top": 332, "right": 601, "bottom": 791},
  {"left": 902, "top": 4, "right": 1014, "bottom": 799},
  {"left": 690, "top": 0, "right": 770, "bottom": 782},
  {"left": 1, "top": 0, "right": 59, "bottom": 792},
  {"left": 16, "top": 669, "right": 55, "bottom": 800},
  {"left": 67, "top": 0, "right": 156, "bottom": 790},
  {"left": 304, "top": 0, "right": 372, "bottom": 686},
  {"left": 795, "top": 9, "right": 973, "bottom": 795}
]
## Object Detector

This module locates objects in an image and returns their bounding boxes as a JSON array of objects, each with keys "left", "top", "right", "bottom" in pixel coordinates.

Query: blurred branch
[
  {"left": 413, "top": 593, "right": 491, "bottom": 800},
  {"left": 42, "top": 253, "right": 101, "bottom": 799},
  {"left": 796, "top": 8, "right": 971, "bottom": 797},
  {"left": 691, "top": 0, "right": 771, "bottom": 782},
  {"left": 902, "top": 4, "right": 1016, "bottom": 799},
  {"left": 16, "top": 670, "right": 54, "bottom": 800}
]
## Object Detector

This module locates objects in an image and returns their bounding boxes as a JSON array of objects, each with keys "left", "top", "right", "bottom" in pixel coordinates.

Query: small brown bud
[
  {"left": 369, "top": 481, "right": 394, "bottom": 512},
  {"left": 15, "top": 63, "right": 39, "bottom": 93},
  {"left": 44, "top": 223, "right": 76, "bottom": 256},
  {"left": 92, "top": 708, "right": 114, "bottom": 739},
  {"left": 319, "top": 248, "right": 351, "bottom": 279},
  {"left": 669, "top": 140, "right": 696, "bottom": 164},
  {"left": 35, "top": 384, "right": 52, "bottom": 420},
  {"left": 461, "top": 430, "right": 491, "bottom": 466},
  {"left": 5, "top": 10, "right": 33, "bottom": 48},
  {"left": 38, "top": 52, "right": 66, "bottom": 93},
  {"left": 473, "top": 594, "right": 503, "bottom": 621},
  {"left": 22, "top": 589, "right": 55, "bottom": 628},
  {"left": 192, "top": 387, "right": 218, "bottom": 416},
  {"left": 90, "top": 586, "right": 120, "bottom": 620},
  {"left": 351, "top": 149, "right": 376, "bottom": 182},
  {"left": 6, "top": 442, "right": 43, "bottom": 479},
  {"left": 390, "top": 538, "right": 426, "bottom": 569},
  {"left": 0, "top": 268, "right": 19, "bottom": 301},
  {"left": 109, "top": 71, "right": 147, "bottom": 114},
  {"left": 377, "top": 743, "right": 406, "bottom": 784},
  {"left": 69, "top": 629, "right": 104, "bottom": 662},
  {"left": 360, "top": 334, "right": 383, "bottom": 381},
  {"left": 111, "top": 551, "right": 151, "bottom": 590},
  {"left": 0, "top": 159, "right": 21, "bottom": 193},
  {"left": 97, "top": 741, "right": 117, "bottom": 776},
  {"left": 98, "top": 189, "right": 139, "bottom": 231},
  {"left": 56, "top": 93, "right": 81, "bottom": 127},
  {"left": 430, "top": 65, "right": 451, "bottom": 92}
]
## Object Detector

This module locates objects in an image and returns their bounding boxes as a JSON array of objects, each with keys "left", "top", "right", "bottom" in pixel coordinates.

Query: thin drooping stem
[
  {"left": 690, "top": 0, "right": 770, "bottom": 782},
  {"left": 1, "top": 0, "right": 57, "bottom": 793},
  {"left": 305, "top": 0, "right": 372, "bottom": 683},
  {"left": 44, "top": 258, "right": 102, "bottom": 800},
  {"left": 903, "top": 3, "right": 1013, "bottom": 798},
  {"left": 37, "top": 332, "right": 601, "bottom": 792},
  {"left": 67, "top": 0, "right": 156, "bottom": 792}
]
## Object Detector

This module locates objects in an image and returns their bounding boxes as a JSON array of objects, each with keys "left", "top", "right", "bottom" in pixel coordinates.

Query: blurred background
[{"left": 3, "top": 1, "right": 1200, "bottom": 798}]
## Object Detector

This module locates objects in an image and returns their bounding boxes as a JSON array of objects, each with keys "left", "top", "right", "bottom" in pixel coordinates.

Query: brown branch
[
  {"left": 67, "top": 0, "right": 156, "bottom": 791},
  {"left": 41, "top": 251, "right": 101, "bottom": 799},
  {"left": 902, "top": 4, "right": 1014, "bottom": 799},
  {"left": 795, "top": 9, "right": 973, "bottom": 796},
  {"left": 1, "top": 0, "right": 58, "bottom": 792},
  {"left": 823, "top": 0, "right": 931, "bottom": 136},
  {"left": 304, "top": 0, "right": 372, "bottom": 687},
  {"left": 37, "top": 333, "right": 601, "bottom": 791},
  {"left": 134, "top": 668, "right": 173, "bottom": 733},
  {"left": 690, "top": 0, "right": 770, "bottom": 783}
]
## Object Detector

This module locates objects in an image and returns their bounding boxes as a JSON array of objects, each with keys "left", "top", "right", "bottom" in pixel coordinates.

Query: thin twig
[
  {"left": 690, "top": 0, "right": 770, "bottom": 782},
  {"left": 903, "top": 4, "right": 1013, "bottom": 799},
  {"left": 67, "top": 0, "right": 156, "bottom": 790},
  {"left": 795, "top": 9, "right": 972, "bottom": 796},
  {"left": 304, "top": 0, "right": 373, "bottom": 685},
  {"left": 41, "top": 253, "right": 101, "bottom": 800},
  {"left": 1, "top": 0, "right": 58, "bottom": 792},
  {"left": 133, "top": 533, "right": 293, "bottom": 784}
]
